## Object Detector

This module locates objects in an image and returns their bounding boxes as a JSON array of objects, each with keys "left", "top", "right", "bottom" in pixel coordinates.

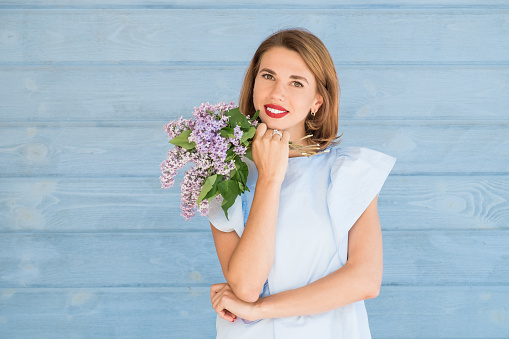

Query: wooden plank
[
  {"left": 0, "top": 286, "right": 508, "bottom": 338},
  {"left": 380, "top": 176, "right": 509, "bottom": 231},
  {"left": 2, "top": 0, "right": 509, "bottom": 7},
  {"left": 0, "top": 232, "right": 223, "bottom": 288},
  {"left": 0, "top": 123, "right": 507, "bottom": 177},
  {"left": 0, "top": 177, "right": 192, "bottom": 232},
  {"left": 382, "top": 230, "right": 509, "bottom": 286},
  {"left": 1, "top": 66, "right": 508, "bottom": 122},
  {"left": 368, "top": 286, "right": 509, "bottom": 338},
  {"left": 0, "top": 231, "right": 508, "bottom": 288},
  {"left": 1, "top": 176, "right": 508, "bottom": 232},
  {"left": 1, "top": 10, "right": 508, "bottom": 63},
  {"left": 0, "top": 287, "right": 216, "bottom": 338},
  {"left": 0, "top": 66, "right": 244, "bottom": 122},
  {"left": 338, "top": 122, "right": 509, "bottom": 174}
]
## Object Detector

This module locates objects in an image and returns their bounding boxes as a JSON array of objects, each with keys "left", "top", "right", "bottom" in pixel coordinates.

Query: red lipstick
[{"left": 264, "top": 104, "right": 289, "bottom": 119}]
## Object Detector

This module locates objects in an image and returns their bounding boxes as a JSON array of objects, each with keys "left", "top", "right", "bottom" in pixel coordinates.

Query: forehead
[{"left": 258, "top": 47, "right": 314, "bottom": 78}]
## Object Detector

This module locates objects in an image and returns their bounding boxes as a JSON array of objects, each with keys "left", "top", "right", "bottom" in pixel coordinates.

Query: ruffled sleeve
[
  {"left": 327, "top": 147, "right": 396, "bottom": 265},
  {"left": 207, "top": 195, "right": 245, "bottom": 237}
]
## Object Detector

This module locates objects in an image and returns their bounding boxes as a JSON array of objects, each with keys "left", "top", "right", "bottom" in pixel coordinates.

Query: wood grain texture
[
  {"left": 0, "top": 231, "right": 508, "bottom": 288},
  {"left": 1, "top": 66, "right": 508, "bottom": 122},
  {"left": 0, "top": 232, "right": 221, "bottom": 288},
  {"left": 1, "top": 3, "right": 508, "bottom": 338},
  {"left": 0, "top": 123, "right": 507, "bottom": 177},
  {"left": 0, "top": 287, "right": 216, "bottom": 339},
  {"left": 1, "top": 10, "right": 509, "bottom": 63},
  {"left": 380, "top": 176, "right": 509, "bottom": 231},
  {"left": 368, "top": 286, "right": 509, "bottom": 338},
  {"left": 0, "top": 176, "right": 508, "bottom": 232},
  {"left": 3, "top": 0, "right": 509, "bottom": 7},
  {"left": 1, "top": 286, "right": 508, "bottom": 338}
]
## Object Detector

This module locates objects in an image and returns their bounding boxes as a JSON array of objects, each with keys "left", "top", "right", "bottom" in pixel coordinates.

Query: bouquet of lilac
[{"left": 160, "top": 102, "right": 259, "bottom": 220}]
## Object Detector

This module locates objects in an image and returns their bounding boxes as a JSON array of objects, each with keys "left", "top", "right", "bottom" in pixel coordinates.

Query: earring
[{"left": 310, "top": 110, "right": 316, "bottom": 117}]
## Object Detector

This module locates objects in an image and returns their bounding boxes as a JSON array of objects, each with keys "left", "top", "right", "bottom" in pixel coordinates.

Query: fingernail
[{"left": 231, "top": 319, "right": 235, "bottom": 322}]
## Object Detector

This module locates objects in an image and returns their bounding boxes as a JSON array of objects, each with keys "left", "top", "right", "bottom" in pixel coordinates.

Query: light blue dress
[{"left": 207, "top": 147, "right": 396, "bottom": 339}]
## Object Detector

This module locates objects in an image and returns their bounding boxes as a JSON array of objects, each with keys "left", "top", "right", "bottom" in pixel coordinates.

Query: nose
[{"left": 269, "top": 80, "right": 285, "bottom": 102}]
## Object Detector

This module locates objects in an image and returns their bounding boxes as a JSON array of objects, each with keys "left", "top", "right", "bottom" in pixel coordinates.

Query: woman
[{"left": 207, "top": 28, "right": 396, "bottom": 338}]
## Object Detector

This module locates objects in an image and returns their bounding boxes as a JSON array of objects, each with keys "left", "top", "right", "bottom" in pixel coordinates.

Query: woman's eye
[
  {"left": 262, "top": 73, "right": 274, "bottom": 80},
  {"left": 292, "top": 81, "right": 304, "bottom": 88}
]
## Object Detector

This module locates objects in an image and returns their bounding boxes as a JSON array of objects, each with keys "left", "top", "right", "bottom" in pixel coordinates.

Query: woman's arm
[
  {"left": 211, "top": 123, "right": 290, "bottom": 302},
  {"left": 211, "top": 195, "right": 383, "bottom": 321}
]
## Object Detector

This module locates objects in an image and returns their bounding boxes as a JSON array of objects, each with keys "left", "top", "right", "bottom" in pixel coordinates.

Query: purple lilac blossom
[
  {"left": 160, "top": 102, "right": 242, "bottom": 220},
  {"left": 164, "top": 116, "right": 193, "bottom": 139},
  {"left": 228, "top": 125, "right": 247, "bottom": 157},
  {"left": 180, "top": 165, "right": 207, "bottom": 220},
  {"left": 159, "top": 146, "right": 196, "bottom": 189},
  {"left": 189, "top": 102, "right": 236, "bottom": 174}
]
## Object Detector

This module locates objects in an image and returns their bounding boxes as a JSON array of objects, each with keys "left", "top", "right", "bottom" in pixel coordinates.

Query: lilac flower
[
  {"left": 180, "top": 165, "right": 207, "bottom": 220},
  {"left": 233, "top": 125, "right": 243, "bottom": 139},
  {"left": 164, "top": 116, "right": 193, "bottom": 139},
  {"left": 159, "top": 146, "right": 196, "bottom": 189},
  {"left": 161, "top": 101, "right": 255, "bottom": 221},
  {"left": 190, "top": 103, "right": 233, "bottom": 166},
  {"left": 228, "top": 125, "right": 247, "bottom": 157},
  {"left": 197, "top": 199, "right": 210, "bottom": 217},
  {"left": 233, "top": 144, "right": 247, "bottom": 157}
]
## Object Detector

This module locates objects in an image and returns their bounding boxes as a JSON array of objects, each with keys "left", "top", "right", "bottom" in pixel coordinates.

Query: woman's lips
[{"left": 264, "top": 104, "right": 289, "bottom": 119}]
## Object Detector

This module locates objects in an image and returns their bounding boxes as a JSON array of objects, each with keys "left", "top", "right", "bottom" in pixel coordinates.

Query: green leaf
[
  {"left": 238, "top": 180, "right": 247, "bottom": 192},
  {"left": 220, "top": 127, "right": 235, "bottom": 139},
  {"left": 169, "top": 129, "right": 196, "bottom": 150},
  {"left": 229, "top": 168, "right": 237, "bottom": 180},
  {"left": 203, "top": 174, "right": 223, "bottom": 202},
  {"left": 197, "top": 174, "right": 218, "bottom": 205},
  {"left": 226, "top": 107, "right": 251, "bottom": 129},
  {"left": 245, "top": 147, "right": 253, "bottom": 161},
  {"left": 240, "top": 126, "right": 256, "bottom": 144},
  {"left": 217, "top": 179, "right": 240, "bottom": 220},
  {"left": 235, "top": 158, "right": 249, "bottom": 183},
  {"left": 225, "top": 148, "right": 235, "bottom": 161},
  {"left": 252, "top": 109, "right": 260, "bottom": 121},
  {"left": 197, "top": 174, "right": 224, "bottom": 206}
]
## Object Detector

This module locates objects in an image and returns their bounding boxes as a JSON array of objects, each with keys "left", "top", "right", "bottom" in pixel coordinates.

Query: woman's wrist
[
  {"left": 256, "top": 175, "right": 284, "bottom": 188},
  {"left": 251, "top": 297, "right": 269, "bottom": 321}
]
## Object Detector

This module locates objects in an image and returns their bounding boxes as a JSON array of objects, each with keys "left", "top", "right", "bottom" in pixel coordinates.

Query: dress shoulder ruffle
[
  {"left": 207, "top": 194, "right": 244, "bottom": 236},
  {"left": 327, "top": 147, "right": 396, "bottom": 265}
]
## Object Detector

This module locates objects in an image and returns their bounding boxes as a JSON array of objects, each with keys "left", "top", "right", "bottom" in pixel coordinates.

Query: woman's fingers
[
  {"left": 210, "top": 283, "right": 227, "bottom": 304},
  {"left": 224, "top": 310, "right": 237, "bottom": 320},
  {"left": 210, "top": 284, "right": 237, "bottom": 322},
  {"left": 251, "top": 123, "right": 290, "bottom": 184},
  {"left": 255, "top": 123, "right": 288, "bottom": 142},
  {"left": 281, "top": 130, "right": 290, "bottom": 143},
  {"left": 213, "top": 297, "right": 237, "bottom": 322},
  {"left": 210, "top": 283, "right": 225, "bottom": 296},
  {"left": 254, "top": 122, "right": 268, "bottom": 139}
]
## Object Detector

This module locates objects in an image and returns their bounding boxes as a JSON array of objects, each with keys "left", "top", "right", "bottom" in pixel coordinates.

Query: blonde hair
[{"left": 239, "top": 28, "right": 341, "bottom": 150}]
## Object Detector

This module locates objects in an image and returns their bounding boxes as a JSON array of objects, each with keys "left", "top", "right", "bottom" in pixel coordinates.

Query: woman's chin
[{"left": 260, "top": 119, "right": 283, "bottom": 131}]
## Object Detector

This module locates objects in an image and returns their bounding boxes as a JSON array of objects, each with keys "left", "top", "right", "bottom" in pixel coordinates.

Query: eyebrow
[{"left": 259, "top": 68, "right": 309, "bottom": 84}]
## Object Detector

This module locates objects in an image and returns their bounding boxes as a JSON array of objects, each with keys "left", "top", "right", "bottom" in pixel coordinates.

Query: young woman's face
[{"left": 253, "top": 47, "right": 323, "bottom": 141}]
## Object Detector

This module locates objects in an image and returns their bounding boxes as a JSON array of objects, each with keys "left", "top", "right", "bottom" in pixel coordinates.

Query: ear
[{"left": 313, "top": 93, "right": 324, "bottom": 111}]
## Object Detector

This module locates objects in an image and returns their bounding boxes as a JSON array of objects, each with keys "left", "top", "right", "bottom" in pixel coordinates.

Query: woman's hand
[
  {"left": 251, "top": 123, "right": 290, "bottom": 185},
  {"left": 210, "top": 283, "right": 260, "bottom": 322}
]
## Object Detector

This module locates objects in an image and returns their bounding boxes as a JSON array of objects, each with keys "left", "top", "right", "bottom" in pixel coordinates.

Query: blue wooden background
[{"left": 1, "top": 1, "right": 508, "bottom": 338}]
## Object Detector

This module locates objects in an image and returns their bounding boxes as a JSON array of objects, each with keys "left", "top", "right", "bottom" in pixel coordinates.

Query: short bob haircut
[{"left": 239, "top": 28, "right": 341, "bottom": 151}]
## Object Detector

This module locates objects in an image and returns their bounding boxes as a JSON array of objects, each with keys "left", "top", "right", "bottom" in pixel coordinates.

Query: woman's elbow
[
  {"left": 357, "top": 267, "right": 382, "bottom": 300},
  {"left": 232, "top": 285, "right": 260, "bottom": 303},
  {"left": 227, "top": 281, "right": 261, "bottom": 303},
  {"left": 363, "top": 285, "right": 381, "bottom": 300},
  {"left": 363, "top": 272, "right": 382, "bottom": 300}
]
